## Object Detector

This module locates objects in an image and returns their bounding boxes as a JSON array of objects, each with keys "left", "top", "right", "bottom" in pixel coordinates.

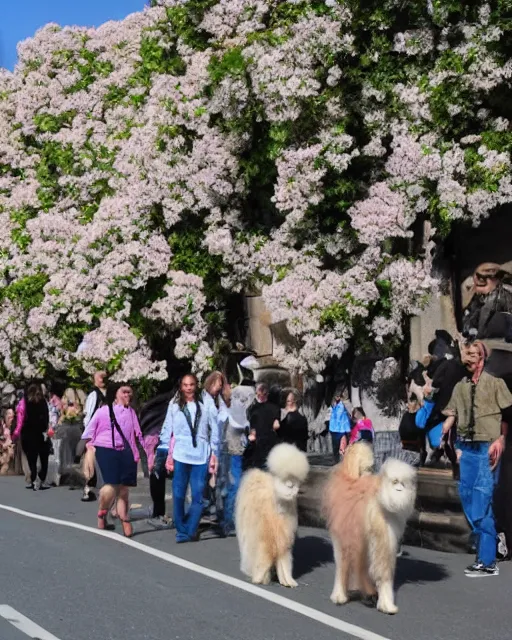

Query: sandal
[
  {"left": 97, "top": 509, "right": 116, "bottom": 531},
  {"left": 121, "top": 519, "right": 133, "bottom": 538},
  {"left": 97, "top": 509, "right": 109, "bottom": 530}
]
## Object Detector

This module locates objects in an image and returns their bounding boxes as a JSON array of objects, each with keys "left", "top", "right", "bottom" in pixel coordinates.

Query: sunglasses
[{"left": 475, "top": 272, "right": 498, "bottom": 282}]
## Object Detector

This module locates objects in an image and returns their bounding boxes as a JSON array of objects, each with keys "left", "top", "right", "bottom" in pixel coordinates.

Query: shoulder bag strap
[{"left": 108, "top": 404, "right": 131, "bottom": 450}]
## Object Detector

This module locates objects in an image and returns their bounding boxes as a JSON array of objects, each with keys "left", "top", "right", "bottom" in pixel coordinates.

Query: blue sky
[{"left": 1, "top": 0, "right": 147, "bottom": 69}]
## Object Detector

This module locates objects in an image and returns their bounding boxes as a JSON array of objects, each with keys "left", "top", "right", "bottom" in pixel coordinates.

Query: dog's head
[
  {"left": 377, "top": 458, "right": 417, "bottom": 517},
  {"left": 267, "top": 443, "right": 309, "bottom": 502}
]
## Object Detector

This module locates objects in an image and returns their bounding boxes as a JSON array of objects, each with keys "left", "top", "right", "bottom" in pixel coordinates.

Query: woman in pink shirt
[{"left": 82, "top": 383, "right": 144, "bottom": 537}]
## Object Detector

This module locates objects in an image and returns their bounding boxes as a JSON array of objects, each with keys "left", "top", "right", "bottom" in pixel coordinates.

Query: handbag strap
[{"left": 108, "top": 404, "right": 131, "bottom": 450}]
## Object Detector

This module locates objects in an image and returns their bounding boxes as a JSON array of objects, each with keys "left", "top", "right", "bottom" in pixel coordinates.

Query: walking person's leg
[
  {"left": 222, "top": 455, "right": 243, "bottom": 535},
  {"left": 117, "top": 485, "right": 133, "bottom": 538},
  {"left": 331, "top": 432, "right": 341, "bottom": 464},
  {"left": 37, "top": 439, "right": 50, "bottom": 487},
  {"left": 471, "top": 446, "right": 499, "bottom": 570},
  {"left": 501, "top": 445, "right": 512, "bottom": 558},
  {"left": 22, "top": 440, "right": 38, "bottom": 487},
  {"left": 173, "top": 461, "right": 192, "bottom": 542},
  {"left": 97, "top": 484, "right": 116, "bottom": 530},
  {"left": 458, "top": 446, "right": 479, "bottom": 544},
  {"left": 21, "top": 449, "right": 31, "bottom": 482},
  {"left": 185, "top": 462, "right": 209, "bottom": 540},
  {"left": 148, "top": 449, "right": 172, "bottom": 528},
  {"left": 82, "top": 447, "right": 97, "bottom": 501},
  {"left": 494, "top": 445, "right": 510, "bottom": 560}
]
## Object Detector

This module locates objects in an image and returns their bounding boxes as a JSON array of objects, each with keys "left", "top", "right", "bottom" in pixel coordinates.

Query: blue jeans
[
  {"left": 331, "top": 432, "right": 344, "bottom": 464},
  {"left": 458, "top": 442, "right": 499, "bottom": 566},
  {"left": 221, "top": 455, "right": 243, "bottom": 532},
  {"left": 172, "top": 461, "right": 208, "bottom": 542}
]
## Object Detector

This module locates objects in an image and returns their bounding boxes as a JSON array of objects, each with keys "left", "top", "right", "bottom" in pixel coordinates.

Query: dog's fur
[
  {"left": 235, "top": 443, "right": 309, "bottom": 587},
  {"left": 324, "top": 443, "right": 416, "bottom": 614}
]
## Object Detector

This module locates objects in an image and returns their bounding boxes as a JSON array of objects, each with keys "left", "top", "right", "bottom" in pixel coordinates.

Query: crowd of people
[
  {"left": 0, "top": 370, "right": 316, "bottom": 544},
  {"left": 2, "top": 278, "right": 512, "bottom": 578}
]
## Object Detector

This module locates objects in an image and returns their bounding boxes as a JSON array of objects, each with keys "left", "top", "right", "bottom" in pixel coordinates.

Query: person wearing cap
[{"left": 462, "top": 263, "right": 512, "bottom": 342}]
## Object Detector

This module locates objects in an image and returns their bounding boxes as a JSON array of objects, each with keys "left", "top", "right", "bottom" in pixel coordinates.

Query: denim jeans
[
  {"left": 458, "top": 442, "right": 499, "bottom": 566},
  {"left": 220, "top": 455, "right": 243, "bottom": 532},
  {"left": 330, "top": 432, "right": 343, "bottom": 464},
  {"left": 172, "top": 461, "right": 208, "bottom": 542}
]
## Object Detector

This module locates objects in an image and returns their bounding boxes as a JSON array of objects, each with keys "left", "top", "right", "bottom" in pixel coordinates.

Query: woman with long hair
[
  {"left": 81, "top": 382, "right": 144, "bottom": 537},
  {"left": 278, "top": 389, "right": 308, "bottom": 452},
  {"left": 12, "top": 382, "right": 50, "bottom": 490},
  {"left": 202, "top": 371, "right": 227, "bottom": 520},
  {"left": 164, "top": 374, "right": 219, "bottom": 543}
]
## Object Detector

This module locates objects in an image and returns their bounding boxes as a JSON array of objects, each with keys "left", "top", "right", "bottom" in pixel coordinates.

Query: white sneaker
[{"left": 497, "top": 533, "right": 508, "bottom": 561}]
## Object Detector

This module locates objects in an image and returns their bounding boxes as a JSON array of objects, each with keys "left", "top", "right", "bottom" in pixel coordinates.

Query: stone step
[{"left": 298, "top": 464, "right": 471, "bottom": 554}]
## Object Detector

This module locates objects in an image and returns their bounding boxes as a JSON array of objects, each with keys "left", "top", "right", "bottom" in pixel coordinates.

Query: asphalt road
[{"left": 0, "top": 476, "right": 509, "bottom": 640}]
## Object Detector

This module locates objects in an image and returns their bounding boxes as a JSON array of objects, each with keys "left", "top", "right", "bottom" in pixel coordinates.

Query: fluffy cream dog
[
  {"left": 235, "top": 443, "right": 309, "bottom": 587},
  {"left": 324, "top": 443, "right": 416, "bottom": 614}
]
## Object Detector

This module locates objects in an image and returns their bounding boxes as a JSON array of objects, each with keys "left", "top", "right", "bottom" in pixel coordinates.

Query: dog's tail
[
  {"left": 341, "top": 443, "right": 374, "bottom": 480},
  {"left": 322, "top": 443, "right": 375, "bottom": 527}
]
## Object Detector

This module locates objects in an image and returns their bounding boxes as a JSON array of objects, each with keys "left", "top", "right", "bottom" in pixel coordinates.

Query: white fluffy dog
[
  {"left": 235, "top": 443, "right": 310, "bottom": 587},
  {"left": 324, "top": 443, "right": 417, "bottom": 614}
]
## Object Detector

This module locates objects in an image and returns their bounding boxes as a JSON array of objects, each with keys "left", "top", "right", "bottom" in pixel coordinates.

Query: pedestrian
[
  {"left": 399, "top": 394, "right": 427, "bottom": 464},
  {"left": 146, "top": 390, "right": 178, "bottom": 530},
  {"left": 58, "top": 386, "right": 86, "bottom": 480},
  {"left": 81, "top": 382, "right": 144, "bottom": 538},
  {"left": 493, "top": 405, "right": 512, "bottom": 561},
  {"left": 12, "top": 382, "right": 51, "bottom": 490},
  {"left": 328, "top": 393, "right": 351, "bottom": 464},
  {"left": 0, "top": 408, "right": 14, "bottom": 474},
  {"left": 349, "top": 407, "right": 374, "bottom": 445},
  {"left": 278, "top": 390, "right": 308, "bottom": 452},
  {"left": 244, "top": 382, "right": 280, "bottom": 470},
  {"left": 12, "top": 398, "right": 30, "bottom": 480},
  {"left": 217, "top": 383, "right": 248, "bottom": 537},
  {"left": 442, "top": 341, "right": 512, "bottom": 577},
  {"left": 201, "top": 371, "right": 226, "bottom": 521},
  {"left": 164, "top": 374, "right": 219, "bottom": 543},
  {"left": 79, "top": 371, "right": 107, "bottom": 502}
]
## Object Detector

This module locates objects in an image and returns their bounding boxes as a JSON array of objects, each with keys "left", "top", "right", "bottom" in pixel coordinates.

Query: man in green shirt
[{"left": 442, "top": 341, "right": 512, "bottom": 577}]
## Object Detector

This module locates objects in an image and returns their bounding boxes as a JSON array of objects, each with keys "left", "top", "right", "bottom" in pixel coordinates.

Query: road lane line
[
  {"left": 0, "top": 605, "right": 62, "bottom": 640},
  {"left": 0, "top": 503, "right": 391, "bottom": 640}
]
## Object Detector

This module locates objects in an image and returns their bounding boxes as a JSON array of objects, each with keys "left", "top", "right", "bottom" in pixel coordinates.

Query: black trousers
[
  {"left": 22, "top": 436, "right": 49, "bottom": 484},
  {"left": 494, "top": 443, "right": 512, "bottom": 552},
  {"left": 150, "top": 449, "right": 169, "bottom": 518}
]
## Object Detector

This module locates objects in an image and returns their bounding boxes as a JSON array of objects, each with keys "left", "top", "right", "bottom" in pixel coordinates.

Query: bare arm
[{"left": 442, "top": 415, "right": 455, "bottom": 436}]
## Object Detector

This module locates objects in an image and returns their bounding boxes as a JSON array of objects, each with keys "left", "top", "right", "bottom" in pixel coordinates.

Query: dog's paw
[
  {"left": 330, "top": 591, "right": 349, "bottom": 605},
  {"left": 280, "top": 578, "right": 298, "bottom": 588},
  {"left": 377, "top": 600, "right": 398, "bottom": 615}
]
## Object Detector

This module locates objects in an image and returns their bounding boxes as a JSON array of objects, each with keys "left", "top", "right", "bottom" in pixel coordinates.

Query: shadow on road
[
  {"left": 395, "top": 555, "right": 450, "bottom": 590},
  {"left": 293, "top": 535, "right": 333, "bottom": 578}
]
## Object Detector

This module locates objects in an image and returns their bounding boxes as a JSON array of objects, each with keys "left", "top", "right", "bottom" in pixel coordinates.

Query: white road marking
[
  {"left": 0, "top": 605, "right": 62, "bottom": 640},
  {"left": 0, "top": 503, "right": 391, "bottom": 640}
]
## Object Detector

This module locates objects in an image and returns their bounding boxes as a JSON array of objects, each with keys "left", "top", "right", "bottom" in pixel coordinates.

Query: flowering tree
[{"left": 0, "top": 0, "right": 511, "bottom": 383}]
